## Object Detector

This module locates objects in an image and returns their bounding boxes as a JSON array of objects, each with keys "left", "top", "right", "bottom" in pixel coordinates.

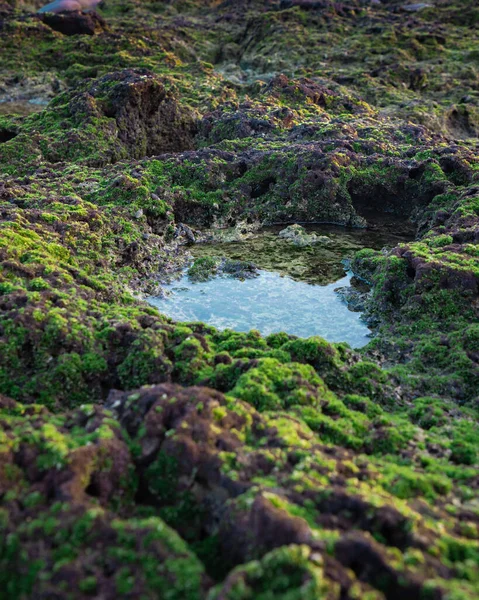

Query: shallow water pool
[
  {"left": 149, "top": 269, "right": 372, "bottom": 348},
  {"left": 148, "top": 224, "right": 413, "bottom": 348}
]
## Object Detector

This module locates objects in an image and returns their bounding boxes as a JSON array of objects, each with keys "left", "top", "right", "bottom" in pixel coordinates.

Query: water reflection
[{"left": 149, "top": 269, "right": 372, "bottom": 348}]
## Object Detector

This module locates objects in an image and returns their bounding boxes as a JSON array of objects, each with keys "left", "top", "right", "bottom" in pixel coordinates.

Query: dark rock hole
[
  {"left": 250, "top": 176, "right": 276, "bottom": 199},
  {"left": 406, "top": 265, "right": 416, "bottom": 279},
  {"left": 85, "top": 480, "right": 101, "bottom": 498},
  {"left": 0, "top": 128, "right": 17, "bottom": 143}
]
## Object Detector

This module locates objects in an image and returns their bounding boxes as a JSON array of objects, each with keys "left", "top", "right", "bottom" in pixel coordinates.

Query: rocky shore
[{"left": 0, "top": 0, "right": 478, "bottom": 598}]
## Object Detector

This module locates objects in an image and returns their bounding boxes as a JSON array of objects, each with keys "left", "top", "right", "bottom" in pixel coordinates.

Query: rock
[
  {"left": 175, "top": 222, "right": 196, "bottom": 244},
  {"left": 209, "top": 545, "right": 327, "bottom": 600},
  {"left": 199, "top": 104, "right": 276, "bottom": 144},
  {"left": 81, "top": 69, "right": 198, "bottom": 160},
  {"left": 1, "top": 68, "right": 198, "bottom": 166},
  {"left": 279, "top": 224, "right": 332, "bottom": 247},
  {"left": 199, "top": 222, "right": 258, "bottom": 244},
  {"left": 1, "top": 1, "right": 479, "bottom": 597},
  {"left": 334, "top": 285, "right": 370, "bottom": 312},
  {"left": 102, "top": 382, "right": 455, "bottom": 597},
  {"left": 335, "top": 533, "right": 424, "bottom": 597},
  {"left": 447, "top": 104, "right": 478, "bottom": 138},
  {"left": 266, "top": 74, "right": 370, "bottom": 116},
  {"left": 187, "top": 256, "right": 258, "bottom": 281},
  {"left": 187, "top": 255, "right": 220, "bottom": 281},
  {"left": 0, "top": 73, "right": 65, "bottom": 108},
  {"left": 409, "top": 68, "right": 428, "bottom": 91},
  {"left": 221, "top": 258, "right": 259, "bottom": 279},
  {"left": 39, "top": 9, "right": 107, "bottom": 35}
]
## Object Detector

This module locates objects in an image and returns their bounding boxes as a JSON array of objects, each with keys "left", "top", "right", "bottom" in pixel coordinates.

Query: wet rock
[
  {"left": 335, "top": 285, "right": 370, "bottom": 312},
  {"left": 187, "top": 255, "right": 259, "bottom": 281},
  {"left": 0, "top": 73, "right": 64, "bottom": 108},
  {"left": 198, "top": 222, "right": 258, "bottom": 244},
  {"left": 175, "top": 222, "right": 197, "bottom": 244},
  {"left": 187, "top": 255, "right": 221, "bottom": 281},
  {"left": 279, "top": 224, "right": 332, "bottom": 247},
  {"left": 222, "top": 258, "right": 259, "bottom": 278}
]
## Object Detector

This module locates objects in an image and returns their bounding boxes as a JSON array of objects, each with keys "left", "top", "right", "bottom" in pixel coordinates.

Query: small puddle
[
  {"left": 151, "top": 269, "right": 372, "bottom": 347},
  {"left": 148, "top": 224, "right": 412, "bottom": 348}
]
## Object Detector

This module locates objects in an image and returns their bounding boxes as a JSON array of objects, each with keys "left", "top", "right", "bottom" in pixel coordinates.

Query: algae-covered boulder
[
  {"left": 208, "top": 545, "right": 331, "bottom": 600},
  {"left": 279, "top": 224, "right": 332, "bottom": 247},
  {"left": 1, "top": 508, "right": 208, "bottom": 599},
  {"left": 104, "top": 382, "right": 479, "bottom": 599},
  {"left": 0, "top": 394, "right": 208, "bottom": 599},
  {"left": 0, "top": 0, "right": 478, "bottom": 597},
  {"left": 84, "top": 69, "right": 198, "bottom": 160},
  {"left": 1, "top": 68, "right": 198, "bottom": 170},
  {"left": 187, "top": 256, "right": 258, "bottom": 281}
]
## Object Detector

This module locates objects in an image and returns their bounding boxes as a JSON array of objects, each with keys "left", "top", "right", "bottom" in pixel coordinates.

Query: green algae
[
  {"left": 207, "top": 544, "right": 330, "bottom": 600},
  {"left": 0, "top": 0, "right": 478, "bottom": 597},
  {"left": 190, "top": 224, "right": 412, "bottom": 284}
]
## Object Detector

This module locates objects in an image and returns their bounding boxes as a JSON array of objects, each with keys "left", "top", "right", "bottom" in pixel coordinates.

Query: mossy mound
[
  {"left": 0, "top": 0, "right": 478, "bottom": 596},
  {"left": 0, "top": 68, "right": 198, "bottom": 171}
]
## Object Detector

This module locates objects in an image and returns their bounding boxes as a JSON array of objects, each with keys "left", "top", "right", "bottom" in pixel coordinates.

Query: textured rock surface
[
  {"left": 0, "top": 0, "right": 478, "bottom": 597},
  {"left": 39, "top": 10, "right": 107, "bottom": 36},
  {"left": 1, "top": 68, "right": 198, "bottom": 167}
]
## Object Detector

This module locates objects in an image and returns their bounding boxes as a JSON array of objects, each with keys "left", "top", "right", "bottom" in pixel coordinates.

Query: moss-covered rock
[
  {"left": 0, "top": 0, "right": 478, "bottom": 596},
  {"left": 1, "top": 68, "right": 198, "bottom": 172}
]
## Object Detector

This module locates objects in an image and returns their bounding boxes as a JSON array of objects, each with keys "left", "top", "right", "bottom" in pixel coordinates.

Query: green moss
[
  {"left": 0, "top": 1, "right": 478, "bottom": 597},
  {"left": 208, "top": 544, "right": 330, "bottom": 600},
  {"left": 188, "top": 256, "right": 221, "bottom": 281},
  {"left": 230, "top": 357, "right": 333, "bottom": 411},
  {"left": 450, "top": 440, "right": 477, "bottom": 466}
]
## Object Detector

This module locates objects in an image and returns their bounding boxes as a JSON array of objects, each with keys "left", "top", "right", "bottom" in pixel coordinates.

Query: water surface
[
  {"left": 191, "top": 224, "right": 413, "bottom": 285},
  {"left": 148, "top": 225, "right": 412, "bottom": 348},
  {"left": 150, "top": 269, "right": 372, "bottom": 348}
]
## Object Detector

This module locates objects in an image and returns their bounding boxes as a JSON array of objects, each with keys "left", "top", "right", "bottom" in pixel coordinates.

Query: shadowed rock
[{"left": 39, "top": 9, "right": 106, "bottom": 35}]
